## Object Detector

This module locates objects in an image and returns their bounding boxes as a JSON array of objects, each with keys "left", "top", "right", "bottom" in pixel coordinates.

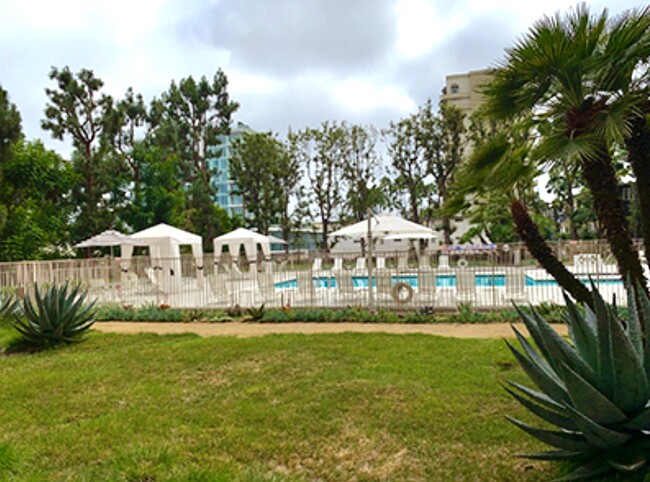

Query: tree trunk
[
  {"left": 441, "top": 216, "right": 452, "bottom": 245},
  {"left": 626, "top": 110, "right": 650, "bottom": 258},
  {"left": 580, "top": 146, "right": 648, "bottom": 297},
  {"left": 510, "top": 199, "right": 593, "bottom": 307}
]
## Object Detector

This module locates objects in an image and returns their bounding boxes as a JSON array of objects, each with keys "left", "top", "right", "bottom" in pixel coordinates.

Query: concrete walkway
[{"left": 93, "top": 321, "right": 568, "bottom": 339}]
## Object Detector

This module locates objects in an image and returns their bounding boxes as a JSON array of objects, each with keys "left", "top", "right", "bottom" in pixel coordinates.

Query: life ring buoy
[
  {"left": 391, "top": 282, "right": 414, "bottom": 304},
  {"left": 458, "top": 258, "right": 468, "bottom": 269}
]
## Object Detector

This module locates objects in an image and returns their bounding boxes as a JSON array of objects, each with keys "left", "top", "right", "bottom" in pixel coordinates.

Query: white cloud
[
  {"left": 333, "top": 78, "right": 417, "bottom": 114},
  {"left": 394, "top": 0, "right": 443, "bottom": 59}
]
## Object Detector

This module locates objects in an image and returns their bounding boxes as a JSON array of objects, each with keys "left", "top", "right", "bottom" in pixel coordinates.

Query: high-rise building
[
  {"left": 208, "top": 121, "right": 255, "bottom": 217},
  {"left": 437, "top": 69, "right": 494, "bottom": 245},
  {"left": 439, "top": 68, "right": 493, "bottom": 117}
]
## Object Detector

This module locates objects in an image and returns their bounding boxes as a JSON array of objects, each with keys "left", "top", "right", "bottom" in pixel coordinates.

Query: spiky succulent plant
[
  {"left": 506, "top": 286, "right": 650, "bottom": 481},
  {"left": 0, "top": 292, "right": 17, "bottom": 319},
  {"left": 12, "top": 282, "right": 97, "bottom": 346}
]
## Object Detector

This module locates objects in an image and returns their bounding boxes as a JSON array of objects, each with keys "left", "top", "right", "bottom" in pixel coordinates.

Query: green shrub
[
  {"left": 505, "top": 286, "right": 650, "bottom": 480},
  {"left": 246, "top": 304, "right": 266, "bottom": 322},
  {"left": 96, "top": 304, "right": 136, "bottom": 321},
  {"left": 12, "top": 282, "right": 96, "bottom": 347}
]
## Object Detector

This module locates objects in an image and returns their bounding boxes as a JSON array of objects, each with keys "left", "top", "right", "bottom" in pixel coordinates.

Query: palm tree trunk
[
  {"left": 580, "top": 145, "right": 648, "bottom": 297},
  {"left": 510, "top": 199, "right": 593, "bottom": 307},
  {"left": 626, "top": 110, "right": 650, "bottom": 257}
]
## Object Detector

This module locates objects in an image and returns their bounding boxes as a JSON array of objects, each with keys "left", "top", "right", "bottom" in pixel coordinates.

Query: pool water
[
  {"left": 525, "top": 276, "right": 623, "bottom": 286},
  {"left": 274, "top": 273, "right": 625, "bottom": 290},
  {"left": 275, "top": 274, "right": 509, "bottom": 289}
]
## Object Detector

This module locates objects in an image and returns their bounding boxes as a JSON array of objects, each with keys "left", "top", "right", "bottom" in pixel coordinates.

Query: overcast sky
[{"left": 0, "top": 0, "right": 644, "bottom": 156}]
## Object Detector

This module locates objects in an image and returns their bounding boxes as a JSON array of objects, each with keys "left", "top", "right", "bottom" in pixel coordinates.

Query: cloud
[{"left": 183, "top": 0, "right": 397, "bottom": 77}]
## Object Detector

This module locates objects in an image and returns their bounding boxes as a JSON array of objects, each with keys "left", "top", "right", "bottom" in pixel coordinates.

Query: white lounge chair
[
  {"left": 437, "top": 254, "right": 450, "bottom": 270},
  {"left": 256, "top": 272, "right": 277, "bottom": 304},
  {"left": 503, "top": 269, "right": 527, "bottom": 304},
  {"left": 419, "top": 254, "right": 432, "bottom": 271},
  {"left": 376, "top": 271, "right": 393, "bottom": 302},
  {"left": 376, "top": 256, "right": 386, "bottom": 270},
  {"left": 397, "top": 254, "right": 408, "bottom": 271},
  {"left": 418, "top": 272, "right": 437, "bottom": 304},
  {"left": 333, "top": 258, "right": 344, "bottom": 271},
  {"left": 312, "top": 257, "right": 323, "bottom": 272},
  {"left": 335, "top": 271, "right": 363, "bottom": 304},
  {"left": 355, "top": 257, "right": 366, "bottom": 271},
  {"left": 456, "top": 269, "right": 476, "bottom": 304}
]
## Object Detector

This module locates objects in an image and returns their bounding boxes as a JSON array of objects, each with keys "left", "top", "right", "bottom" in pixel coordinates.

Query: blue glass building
[{"left": 208, "top": 121, "right": 255, "bottom": 217}]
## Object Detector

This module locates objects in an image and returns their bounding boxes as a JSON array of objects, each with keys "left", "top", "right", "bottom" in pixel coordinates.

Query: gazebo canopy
[
  {"left": 213, "top": 227, "right": 286, "bottom": 259},
  {"left": 133, "top": 223, "right": 202, "bottom": 245},
  {"left": 122, "top": 223, "right": 204, "bottom": 292},
  {"left": 330, "top": 214, "right": 436, "bottom": 240}
]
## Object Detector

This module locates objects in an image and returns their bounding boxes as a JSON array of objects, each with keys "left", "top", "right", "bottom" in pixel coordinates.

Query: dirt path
[{"left": 94, "top": 321, "right": 568, "bottom": 339}]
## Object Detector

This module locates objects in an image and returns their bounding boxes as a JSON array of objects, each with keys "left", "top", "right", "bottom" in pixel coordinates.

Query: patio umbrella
[
  {"left": 330, "top": 214, "right": 436, "bottom": 240},
  {"left": 74, "top": 229, "right": 144, "bottom": 258}
]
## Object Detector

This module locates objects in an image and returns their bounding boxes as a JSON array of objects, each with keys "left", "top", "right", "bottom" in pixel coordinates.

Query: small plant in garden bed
[
  {"left": 12, "top": 282, "right": 96, "bottom": 347},
  {"left": 505, "top": 285, "right": 650, "bottom": 481},
  {"left": 245, "top": 304, "right": 266, "bottom": 322}
]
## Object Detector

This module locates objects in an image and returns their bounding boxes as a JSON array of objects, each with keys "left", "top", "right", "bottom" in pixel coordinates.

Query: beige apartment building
[
  {"left": 439, "top": 68, "right": 493, "bottom": 117},
  {"left": 436, "top": 69, "right": 494, "bottom": 245}
]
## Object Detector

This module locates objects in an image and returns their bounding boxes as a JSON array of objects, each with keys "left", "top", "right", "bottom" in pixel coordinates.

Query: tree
[
  {"left": 484, "top": 5, "right": 650, "bottom": 295},
  {"left": 230, "top": 132, "right": 284, "bottom": 235},
  {"left": 448, "top": 129, "right": 593, "bottom": 306},
  {"left": 339, "top": 124, "right": 385, "bottom": 222},
  {"left": 138, "top": 146, "right": 186, "bottom": 230},
  {"left": 0, "top": 85, "right": 22, "bottom": 165},
  {"left": 150, "top": 71, "right": 239, "bottom": 245},
  {"left": 546, "top": 160, "right": 583, "bottom": 239},
  {"left": 385, "top": 115, "right": 432, "bottom": 225},
  {"left": 385, "top": 100, "right": 466, "bottom": 243},
  {"left": 0, "top": 85, "right": 23, "bottom": 235},
  {"left": 273, "top": 134, "right": 303, "bottom": 246},
  {"left": 41, "top": 66, "right": 119, "bottom": 239},
  {"left": 291, "top": 122, "right": 346, "bottom": 253},
  {"left": 0, "top": 140, "right": 74, "bottom": 260},
  {"left": 422, "top": 102, "right": 466, "bottom": 244},
  {"left": 109, "top": 87, "right": 147, "bottom": 196}
]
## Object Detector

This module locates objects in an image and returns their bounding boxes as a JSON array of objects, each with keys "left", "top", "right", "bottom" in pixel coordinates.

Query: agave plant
[
  {"left": 506, "top": 286, "right": 650, "bottom": 481},
  {"left": 12, "top": 282, "right": 97, "bottom": 346},
  {"left": 246, "top": 304, "right": 266, "bottom": 322},
  {"left": 0, "top": 292, "right": 17, "bottom": 319}
]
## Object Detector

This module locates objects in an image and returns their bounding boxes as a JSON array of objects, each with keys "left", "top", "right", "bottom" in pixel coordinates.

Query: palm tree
[
  {"left": 484, "top": 5, "right": 650, "bottom": 295},
  {"left": 448, "top": 130, "right": 593, "bottom": 306}
]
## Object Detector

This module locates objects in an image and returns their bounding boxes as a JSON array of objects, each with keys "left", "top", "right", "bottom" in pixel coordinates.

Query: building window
[{"left": 450, "top": 83, "right": 459, "bottom": 94}]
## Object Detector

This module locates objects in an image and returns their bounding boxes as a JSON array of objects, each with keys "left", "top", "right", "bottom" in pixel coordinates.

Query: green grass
[{"left": 0, "top": 323, "right": 557, "bottom": 481}]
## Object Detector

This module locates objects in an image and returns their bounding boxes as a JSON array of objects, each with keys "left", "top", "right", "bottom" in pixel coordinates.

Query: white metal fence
[{"left": 0, "top": 241, "right": 636, "bottom": 310}]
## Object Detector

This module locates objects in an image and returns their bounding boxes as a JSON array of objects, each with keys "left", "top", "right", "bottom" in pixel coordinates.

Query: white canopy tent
[
  {"left": 213, "top": 228, "right": 286, "bottom": 262},
  {"left": 121, "top": 223, "right": 204, "bottom": 292},
  {"left": 330, "top": 214, "right": 436, "bottom": 241}
]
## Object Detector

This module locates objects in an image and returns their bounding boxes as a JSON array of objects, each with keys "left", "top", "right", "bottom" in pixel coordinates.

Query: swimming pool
[
  {"left": 525, "top": 276, "right": 623, "bottom": 286},
  {"left": 275, "top": 274, "right": 508, "bottom": 289},
  {"left": 274, "top": 273, "right": 625, "bottom": 290}
]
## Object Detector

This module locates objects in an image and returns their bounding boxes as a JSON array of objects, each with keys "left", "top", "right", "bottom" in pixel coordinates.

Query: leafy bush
[
  {"left": 505, "top": 286, "right": 650, "bottom": 480},
  {"left": 246, "top": 304, "right": 266, "bottom": 322},
  {"left": 225, "top": 305, "right": 245, "bottom": 318},
  {"left": 96, "top": 304, "right": 234, "bottom": 323},
  {"left": 182, "top": 309, "right": 231, "bottom": 323},
  {"left": 12, "top": 282, "right": 96, "bottom": 347},
  {"left": 135, "top": 303, "right": 185, "bottom": 322}
]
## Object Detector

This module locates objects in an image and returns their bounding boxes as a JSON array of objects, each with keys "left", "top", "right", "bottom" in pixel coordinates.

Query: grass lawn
[{"left": 0, "top": 323, "right": 557, "bottom": 481}]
